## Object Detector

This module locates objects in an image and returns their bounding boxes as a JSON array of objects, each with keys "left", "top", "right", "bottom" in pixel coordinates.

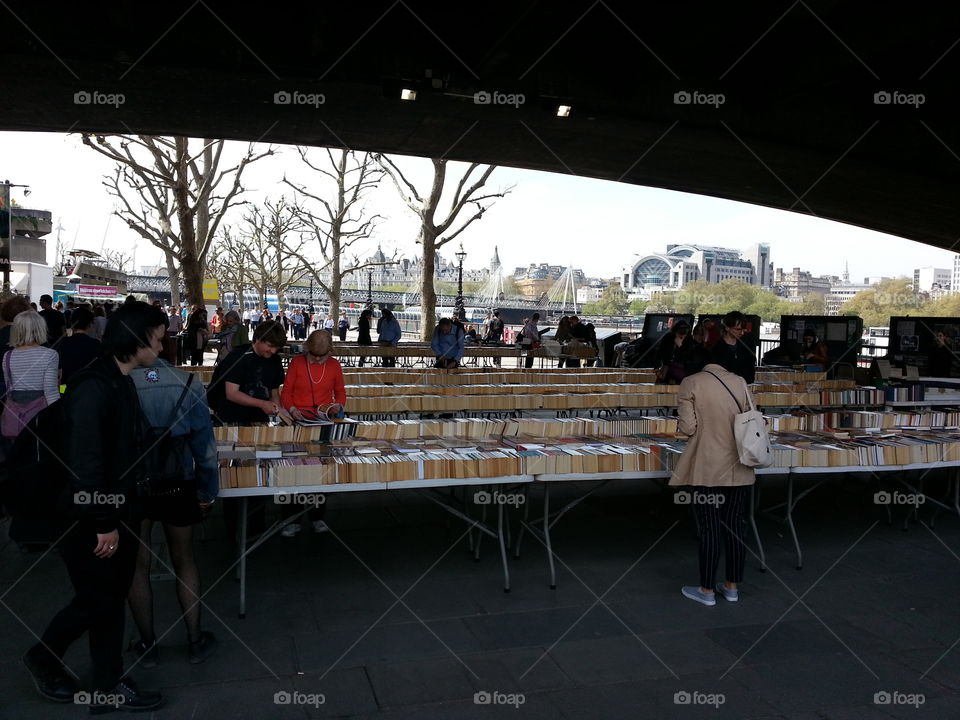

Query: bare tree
[
  {"left": 375, "top": 156, "right": 512, "bottom": 339},
  {"left": 101, "top": 248, "right": 135, "bottom": 274},
  {"left": 236, "top": 198, "right": 307, "bottom": 310},
  {"left": 80, "top": 134, "right": 272, "bottom": 307},
  {"left": 283, "top": 148, "right": 393, "bottom": 319},
  {"left": 206, "top": 225, "right": 253, "bottom": 308}
]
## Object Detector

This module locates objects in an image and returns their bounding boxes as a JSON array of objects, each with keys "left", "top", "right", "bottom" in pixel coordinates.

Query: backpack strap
[
  {"left": 166, "top": 374, "right": 194, "bottom": 427},
  {"left": 704, "top": 370, "right": 744, "bottom": 414}
]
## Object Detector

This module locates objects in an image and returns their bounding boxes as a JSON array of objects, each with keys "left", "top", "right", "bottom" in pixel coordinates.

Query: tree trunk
[
  {"left": 165, "top": 251, "right": 181, "bottom": 308},
  {"left": 174, "top": 137, "right": 203, "bottom": 307},
  {"left": 420, "top": 228, "right": 438, "bottom": 341},
  {"left": 330, "top": 250, "right": 342, "bottom": 322}
]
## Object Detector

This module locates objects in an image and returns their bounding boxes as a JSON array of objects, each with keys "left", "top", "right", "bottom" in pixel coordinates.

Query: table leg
[
  {"left": 544, "top": 485, "right": 557, "bottom": 589},
  {"left": 514, "top": 486, "right": 530, "bottom": 559},
  {"left": 239, "top": 497, "right": 248, "bottom": 619},
  {"left": 785, "top": 472, "right": 802, "bottom": 570},
  {"left": 498, "top": 501, "right": 510, "bottom": 593}
]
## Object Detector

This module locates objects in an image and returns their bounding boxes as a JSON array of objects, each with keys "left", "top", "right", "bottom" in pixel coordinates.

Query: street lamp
[
  {"left": 454, "top": 243, "right": 466, "bottom": 321},
  {"left": 366, "top": 269, "right": 373, "bottom": 310}
]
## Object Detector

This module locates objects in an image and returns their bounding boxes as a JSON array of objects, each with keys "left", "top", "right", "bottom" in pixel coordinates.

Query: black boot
[
  {"left": 22, "top": 644, "right": 79, "bottom": 703},
  {"left": 89, "top": 677, "right": 162, "bottom": 714}
]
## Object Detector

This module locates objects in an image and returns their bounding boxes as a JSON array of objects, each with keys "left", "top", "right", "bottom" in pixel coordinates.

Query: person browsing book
[
  {"left": 281, "top": 329, "right": 346, "bottom": 421},
  {"left": 278, "top": 329, "right": 342, "bottom": 537}
]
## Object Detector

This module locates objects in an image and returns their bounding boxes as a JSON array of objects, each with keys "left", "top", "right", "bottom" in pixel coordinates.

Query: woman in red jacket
[
  {"left": 278, "top": 330, "right": 345, "bottom": 537},
  {"left": 280, "top": 329, "right": 346, "bottom": 420}
]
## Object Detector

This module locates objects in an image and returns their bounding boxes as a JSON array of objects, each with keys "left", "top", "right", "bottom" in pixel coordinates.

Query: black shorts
[{"left": 144, "top": 488, "right": 203, "bottom": 527}]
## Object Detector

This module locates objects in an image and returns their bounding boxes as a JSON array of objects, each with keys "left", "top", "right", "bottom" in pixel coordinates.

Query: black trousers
[
  {"left": 691, "top": 485, "right": 750, "bottom": 589},
  {"left": 40, "top": 522, "right": 140, "bottom": 690},
  {"left": 190, "top": 348, "right": 204, "bottom": 366}
]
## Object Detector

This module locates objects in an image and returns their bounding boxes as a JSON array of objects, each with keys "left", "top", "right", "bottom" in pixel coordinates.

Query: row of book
[
  {"left": 341, "top": 370, "right": 658, "bottom": 386},
  {"left": 766, "top": 409, "right": 960, "bottom": 432},
  {"left": 346, "top": 391, "right": 838, "bottom": 414},
  {"left": 218, "top": 428, "right": 960, "bottom": 489},
  {"left": 345, "top": 380, "right": 860, "bottom": 397}
]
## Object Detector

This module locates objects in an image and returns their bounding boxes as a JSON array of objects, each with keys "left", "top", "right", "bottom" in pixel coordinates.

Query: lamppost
[
  {"left": 454, "top": 243, "right": 466, "bottom": 321},
  {"left": 366, "top": 270, "right": 373, "bottom": 310}
]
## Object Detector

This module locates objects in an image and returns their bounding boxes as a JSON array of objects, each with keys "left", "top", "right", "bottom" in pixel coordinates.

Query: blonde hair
[
  {"left": 306, "top": 329, "right": 333, "bottom": 353},
  {"left": 10, "top": 310, "right": 49, "bottom": 347}
]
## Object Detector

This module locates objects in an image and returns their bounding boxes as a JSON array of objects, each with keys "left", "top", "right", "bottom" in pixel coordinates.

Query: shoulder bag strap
[
  {"left": 704, "top": 370, "right": 744, "bottom": 414},
  {"left": 3, "top": 351, "right": 12, "bottom": 393}
]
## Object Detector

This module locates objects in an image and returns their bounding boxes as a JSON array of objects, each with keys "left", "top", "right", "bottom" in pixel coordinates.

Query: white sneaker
[
  {"left": 312, "top": 520, "right": 330, "bottom": 534},
  {"left": 280, "top": 523, "right": 301, "bottom": 538}
]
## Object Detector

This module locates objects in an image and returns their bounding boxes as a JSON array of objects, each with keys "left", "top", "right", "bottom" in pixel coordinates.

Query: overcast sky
[{"left": 2, "top": 131, "right": 955, "bottom": 282}]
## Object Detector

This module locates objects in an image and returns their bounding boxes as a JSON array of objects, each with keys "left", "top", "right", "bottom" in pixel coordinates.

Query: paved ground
[{"left": 2, "top": 471, "right": 959, "bottom": 719}]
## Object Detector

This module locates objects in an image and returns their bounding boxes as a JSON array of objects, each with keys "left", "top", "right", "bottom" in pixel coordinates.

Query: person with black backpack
[
  {"left": 22, "top": 301, "right": 166, "bottom": 713},
  {"left": 127, "top": 350, "right": 220, "bottom": 668}
]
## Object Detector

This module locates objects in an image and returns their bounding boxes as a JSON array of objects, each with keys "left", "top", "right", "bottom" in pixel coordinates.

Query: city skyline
[{"left": 1, "top": 131, "right": 956, "bottom": 282}]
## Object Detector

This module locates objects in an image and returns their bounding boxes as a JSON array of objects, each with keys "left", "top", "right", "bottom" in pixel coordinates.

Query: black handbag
[{"left": 137, "top": 376, "right": 194, "bottom": 497}]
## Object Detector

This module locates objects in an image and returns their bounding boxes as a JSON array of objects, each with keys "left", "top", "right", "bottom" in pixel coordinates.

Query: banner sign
[
  {"left": 77, "top": 284, "right": 117, "bottom": 297},
  {"left": 202, "top": 278, "right": 220, "bottom": 302}
]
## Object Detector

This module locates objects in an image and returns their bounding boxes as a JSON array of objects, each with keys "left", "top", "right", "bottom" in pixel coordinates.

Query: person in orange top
[
  {"left": 280, "top": 329, "right": 346, "bottom": 420},
  {"left": 278, "top": 329, "right": 345, "bottom": 538}
]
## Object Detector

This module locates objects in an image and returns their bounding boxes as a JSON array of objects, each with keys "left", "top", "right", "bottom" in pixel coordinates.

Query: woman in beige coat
[{"left": 670, "top": 361, "right": 756, "bottom": 606}]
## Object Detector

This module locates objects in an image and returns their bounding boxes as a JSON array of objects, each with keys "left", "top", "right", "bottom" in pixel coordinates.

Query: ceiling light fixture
[
  {"left": 401, "top": 88, "right": 417, "bottom": 101},
  {"left": 556, "top": 105, "right": 572, "bottom": 117}
]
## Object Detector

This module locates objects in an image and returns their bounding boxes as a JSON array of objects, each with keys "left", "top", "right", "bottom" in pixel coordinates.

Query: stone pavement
[{"left": 2, "top": 473, "right": 959, "bottom": 719}]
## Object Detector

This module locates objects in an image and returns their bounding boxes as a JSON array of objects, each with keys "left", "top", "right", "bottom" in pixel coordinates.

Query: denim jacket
[{"left": 132, "top": 359, "right": 219, "bottom": 503}]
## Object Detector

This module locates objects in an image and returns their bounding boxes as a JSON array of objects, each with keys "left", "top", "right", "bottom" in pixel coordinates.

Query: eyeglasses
[{"left": 308, "top": 350, "right": 329, "bottom": 359}]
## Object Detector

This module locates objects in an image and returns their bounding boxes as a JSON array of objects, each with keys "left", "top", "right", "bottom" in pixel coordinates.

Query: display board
[
  {"left": 624, "top": 313, "right": 695, "bottom": 367},
  {"left": 773, "top": 315, "right": 863, "bottom": 368},
  {"left": 888, "top": 316, "right": 960, "bottom": 375}
]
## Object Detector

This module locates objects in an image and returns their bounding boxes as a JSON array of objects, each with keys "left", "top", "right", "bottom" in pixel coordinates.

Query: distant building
[
  {"left": 621, "top": 243, "right": 771, "bottom": 293},
  {"left": 773, "top": 267, "right": 836, "bottom": 298},
  {"left": 513, "top": 263, "right": 586, "bottom": 298},
  {"left": 9, "top": 206, "right": 53, "bottom": 300},
  {"left": 913, "top": 266, "right": 951, "bottom": 293},
  {"left": 825, "top": 276, "right": 890, "bottom": 314}
]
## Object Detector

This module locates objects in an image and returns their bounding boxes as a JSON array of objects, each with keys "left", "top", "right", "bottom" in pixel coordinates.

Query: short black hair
[
  {"left": 253, "top": 320, "right": 287, "bottom": 347},
  {"left": 70, "top": 307, "right": 94, "bottom": 331},
  {"left": 101, "top": 301, "right": 167, "bottom": 361},
  {"left": 721, "top": 311, "right": 747, "bottom": 329}
]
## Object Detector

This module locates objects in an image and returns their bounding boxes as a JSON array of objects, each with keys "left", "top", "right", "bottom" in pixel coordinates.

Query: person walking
[
  {"left": 337, "top": 312, "right": 350, "bottom": 342},
  {"left": 2, "top": 311, "right": 60, "bottom": 442},
  {"left": 22, "top": 302, "right": 167, "bottom": 712},
  {"left": 670, "top": 358, "right": 756, "bottom": 606}
]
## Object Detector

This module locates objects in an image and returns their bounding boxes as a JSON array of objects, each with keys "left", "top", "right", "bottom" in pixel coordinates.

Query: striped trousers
[{"left": 691, "top": 485, "right": 750, "bottom": 589}]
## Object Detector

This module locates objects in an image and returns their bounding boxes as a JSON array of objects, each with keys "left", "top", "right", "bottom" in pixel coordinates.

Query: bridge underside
[{"left": 4, "top": 3, "right": 960, "bottom": 248}]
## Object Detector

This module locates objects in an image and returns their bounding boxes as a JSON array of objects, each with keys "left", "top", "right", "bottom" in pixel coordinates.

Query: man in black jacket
[{"left": 23, "top": 302, "right": 166, "bottom": 713}]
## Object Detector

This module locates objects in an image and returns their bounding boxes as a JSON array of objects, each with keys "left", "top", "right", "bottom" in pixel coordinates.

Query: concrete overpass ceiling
[{"left": 3, "top": 2, "right": 960, "bottom": 248}]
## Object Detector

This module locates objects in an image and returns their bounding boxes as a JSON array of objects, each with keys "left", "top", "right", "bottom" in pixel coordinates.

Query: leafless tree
[
  {"left": 283, "top": 148, "right": 393, "bottom": 319},
  {"left": 80, "top": 134, "right": 272, "bottom": 307},
  {"left": 236, "top": 198, "right": 307, "bottom": 310},
  {"left": 375, "top": 156, "right": 512, "bottom": 339},
  {"left": 101, "top": 248, "right": 135, "bottom": 274},
  {"left": 206, "top": 225, "right": 253, "bottom": 308}
]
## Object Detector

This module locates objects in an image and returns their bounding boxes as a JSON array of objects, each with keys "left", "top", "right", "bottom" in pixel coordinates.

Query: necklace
[{"left": 305, "top": 356, "right": 327, "bottom": 385}]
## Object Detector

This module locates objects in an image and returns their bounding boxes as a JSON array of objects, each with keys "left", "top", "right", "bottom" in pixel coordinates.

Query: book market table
[{"left": 218, "top": 475, "right": 534, "bottom": 618}]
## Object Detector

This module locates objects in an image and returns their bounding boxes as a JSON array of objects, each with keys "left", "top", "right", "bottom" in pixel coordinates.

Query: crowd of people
[{"left": 2, "top": 296, "right": 771, "bottom": 711}]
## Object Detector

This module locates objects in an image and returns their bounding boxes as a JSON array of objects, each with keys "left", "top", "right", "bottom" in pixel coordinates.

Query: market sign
[
  {"left": 77, "top": 284, "right": 117, "bottom": 297},
  {"left": 202, "top": 278, "right": 219, "bottom": 302}
]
